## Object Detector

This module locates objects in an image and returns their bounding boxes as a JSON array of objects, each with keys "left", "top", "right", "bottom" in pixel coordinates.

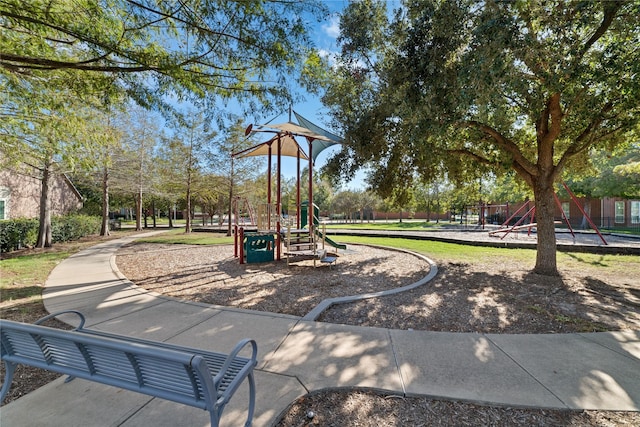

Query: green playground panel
[{"left": 244, "top": 233, "right": 275, "bottom": 263}]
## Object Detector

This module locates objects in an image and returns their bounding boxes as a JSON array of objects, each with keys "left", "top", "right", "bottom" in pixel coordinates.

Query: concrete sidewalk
[{"left": 2, "top": 233, "right": 639, "bottom": 427}]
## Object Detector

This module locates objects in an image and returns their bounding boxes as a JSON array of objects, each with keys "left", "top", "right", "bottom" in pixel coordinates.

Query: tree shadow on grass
[{"left": 565, "top": 252, "right": 609, "bottom": 267}]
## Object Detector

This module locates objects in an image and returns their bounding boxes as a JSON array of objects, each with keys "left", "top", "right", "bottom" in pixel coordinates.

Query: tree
[
  {"left": 413, "top": 180, "right": 453, "bottom": 223},
  {"left": 1, "top": 0, "right": 330, "bottom": 246},
  {"left": 358, "top": 190, "right": 381, "bottom": 222},
  {"left": 565, "top": 144, "right": 640, "bottom": 200},
  {"left": 208, "top": 117, "right": 263, "bottom": 235},
  {"left": 562, "top": 143, "right": 640, "bottom": 227},
  {"left": 108, "top": 106, "right": 163, "bottom": 231},
  {"left": 0, "top": 76, "right": 104, "bottom": 247},
  {"left": 331, "top": 190, "right": 359, "bottom": 223},
  {"left": 87, "top": 110, "right": 125, "bottom": 236},
  {"left": 324, "top": 0, "right": 640, "bottom": 275},
  {"left": 313, "top": 176, "right": 336, "bottom": 216},
  {"left": 485, "top": 173, "right": 532, "bottom": 206},
  {"left": 158, "top": 111, "right": 215, "bottom": 233},
  {"left": 0, "top": 0, "right": 329, "bottom": 113}
]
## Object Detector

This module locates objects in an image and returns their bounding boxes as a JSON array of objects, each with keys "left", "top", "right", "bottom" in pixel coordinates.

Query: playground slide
[{"left": 316, "top": 230, "right": 347, "bottom": 250}]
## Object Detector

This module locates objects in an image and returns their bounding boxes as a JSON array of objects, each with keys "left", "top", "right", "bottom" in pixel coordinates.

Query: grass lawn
[
  {"left": 337, "top": 235, "right": 640, "bottom": 276},
  {"left": 2, "top": 230, "right": 637, "bottom": 319},
  {"left": 134, "top": 228, "right": 235, "bottom": 245},
  {"left": 325, "top": 220, "right": 453, "bottom": 230}
]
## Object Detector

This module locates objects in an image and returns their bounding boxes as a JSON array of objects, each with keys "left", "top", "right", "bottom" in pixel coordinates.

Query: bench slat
[
  {"left": 1, "top": 316, "right": 258, "bottom": 427},
  {"left": 1, "top": 330, "right": 46, "bottom": 363}
]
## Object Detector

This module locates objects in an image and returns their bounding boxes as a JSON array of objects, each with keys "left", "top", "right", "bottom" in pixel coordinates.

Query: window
[
  {"left": 0, "top": 186, "right": 8, "bottom": 220},
  {"left": 631, "top": 201, "right": 640, "bottom": 224},
  {"left": 615, "top": 201, "right": 625, "bottom": 224},
  {"left": 561, "top": 202, "right": 570, "bottom": 219}
]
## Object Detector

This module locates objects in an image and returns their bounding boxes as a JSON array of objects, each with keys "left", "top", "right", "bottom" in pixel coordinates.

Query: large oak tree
[{"left": 323, "top": 0, "right": 640, "bottom": 275}]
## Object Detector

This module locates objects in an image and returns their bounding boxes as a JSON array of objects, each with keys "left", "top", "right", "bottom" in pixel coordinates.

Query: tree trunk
[
  {"left": 151, "top": 200, "right": 156, "bottom": 228},
  {"left": 135, "top": 191, "right": 143, "bottom": 231},
  {"left": 533, "top": 179, "right": 559, "bottom": 276},
  {"left": 36, "top": 158, "right": 53, "bottom": 248},
  {"left": 100, "top": 166, "right": 110, "bottom": 236},
  {"left": 167, "top": 202, "right": 173, "bottom": 229},
  {"left": 227, "top": 184, "right": 233, "bottom": 237},
  {"left": 185, "top": 187, "right": 192, "bottom": 233}
]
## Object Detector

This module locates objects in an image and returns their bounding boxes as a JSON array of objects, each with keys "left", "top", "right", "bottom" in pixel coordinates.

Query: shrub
[
  {"left": 52, "top": 214, "right": 100, "bottom": 243},
  {"left": 0, "top": 215, "right": 100, "bottom": 253},
  {"left": 0, "top": 218, "right": 39, "bottom": 252}
]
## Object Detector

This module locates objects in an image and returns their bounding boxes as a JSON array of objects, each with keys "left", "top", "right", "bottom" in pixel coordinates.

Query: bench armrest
[
  {"left": 213, "top": 338, "right": 258, "bottom": 388},
  {"left": 34, "top": 310, "right": 86, "bottom": 330},
  {"left": 211, "top": 338, "right": 257, "bottom": 426}
]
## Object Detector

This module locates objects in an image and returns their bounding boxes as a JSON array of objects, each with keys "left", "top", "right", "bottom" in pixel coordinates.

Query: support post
[
  {"left": 234, "top": 225, "right": 238, "bottom": 258},
  {"left": 276, "top": 135, "right": 282, "bottom": 260},
  {"left": 296, "top": 148, "right": 301, "bottom": 230},
  {"left": 308, "top": 138, "right": 314, "bottom": 235},
  {"left": 562, "top": 182, "right": 608, "bottom": 245},
  {"left": 239, "top": 227, "right": 245, "bottom": 264}
]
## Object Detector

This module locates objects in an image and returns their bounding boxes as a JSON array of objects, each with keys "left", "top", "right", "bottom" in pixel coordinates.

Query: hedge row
[{"left": 0, "top": 215, "right": 101, "bottom": 253}]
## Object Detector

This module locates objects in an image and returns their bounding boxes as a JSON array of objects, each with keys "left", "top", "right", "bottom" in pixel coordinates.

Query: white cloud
[
  {"left": 322, "top": 15, "right": 340, "bottom": 39},
  {"left": 318, "top": 48, "right": 338, "bottom": 67}
]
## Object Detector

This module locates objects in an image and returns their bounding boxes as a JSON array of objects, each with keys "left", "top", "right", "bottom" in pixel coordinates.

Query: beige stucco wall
[{"left": 0, "top": 169, "right": 83, "bottom": 219}]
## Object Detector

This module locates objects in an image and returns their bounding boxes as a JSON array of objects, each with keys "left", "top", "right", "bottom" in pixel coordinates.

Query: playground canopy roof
[
  {"left": 233, "top": 111, "right": 342, "bottom": 162},
  {"left": 232, "top": 133, "right": 309, "bottom": 160}
]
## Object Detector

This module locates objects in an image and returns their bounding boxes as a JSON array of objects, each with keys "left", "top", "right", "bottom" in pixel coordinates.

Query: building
[
  {"left": 560, "top": 197, "right": 640, "bottom": 230},
  {"left": 0, "top": 169, "right": 83, "bottom": 220}
]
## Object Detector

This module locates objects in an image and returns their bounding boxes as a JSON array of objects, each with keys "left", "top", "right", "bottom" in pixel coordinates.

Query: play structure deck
[{"left": 234, "top": 206, "right": 346, "bottom": 267}]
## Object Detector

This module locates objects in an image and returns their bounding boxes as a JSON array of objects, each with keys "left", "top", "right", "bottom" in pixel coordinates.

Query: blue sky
[{"left": 239, "top": 1, "right": 369, "bottom": 190}]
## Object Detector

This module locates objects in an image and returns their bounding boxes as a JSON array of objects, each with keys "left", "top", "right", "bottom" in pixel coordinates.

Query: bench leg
[
  {"left": 244, "top": 371, "right": 256, "bottom": 427},
  {"left": 210, "top": 409, "right": 221, "bottom": 427},
  {"left": 213, "top": 371, "right": 256, "bottom": 427},
  {"left": 1, "top": 361, "right": 16, "bottom": 403}
]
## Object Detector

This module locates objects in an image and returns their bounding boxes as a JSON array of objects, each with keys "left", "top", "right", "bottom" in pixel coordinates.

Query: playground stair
[
  {"left": 283, "top": 230, "right": 316, "bottom": 253},
  {"left": 284, "top": 229, "right": 330, "bottom": 266}
]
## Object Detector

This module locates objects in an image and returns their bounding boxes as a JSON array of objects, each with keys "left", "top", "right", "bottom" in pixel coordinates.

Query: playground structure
[
  {"left": 230, "top": 196, "right": 256, "bottom": 226},
  {"left": 231, "top": 110, "right": 347, "bottom": 265},
  {"left": 488, "top": 182, "right": 608, "bottom": 245}
]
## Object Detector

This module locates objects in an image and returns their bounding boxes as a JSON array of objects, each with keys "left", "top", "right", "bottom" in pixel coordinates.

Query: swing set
[{"left": 488, "top": 182, "right": 608, "bottom": 245}]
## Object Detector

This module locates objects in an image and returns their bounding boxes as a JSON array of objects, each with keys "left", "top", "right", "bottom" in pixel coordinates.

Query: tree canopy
[
  {"left": 323, "top": 0, "right": 640, "bottom": 275},
  {"left": 1, "top": 0, "right": 329, "bottom": 246},
  {"left": 1, "top": 0, "right": 328, "bottom": 112}
]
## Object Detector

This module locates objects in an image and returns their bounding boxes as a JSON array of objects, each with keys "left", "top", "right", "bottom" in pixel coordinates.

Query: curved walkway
[{"left": 2, "top": 233, "right": 639, "bottom": 427}]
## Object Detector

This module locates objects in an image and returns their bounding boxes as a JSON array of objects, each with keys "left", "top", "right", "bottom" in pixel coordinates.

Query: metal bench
[{"left": 0, "top": 311, "right": 258, "bottom": 427}]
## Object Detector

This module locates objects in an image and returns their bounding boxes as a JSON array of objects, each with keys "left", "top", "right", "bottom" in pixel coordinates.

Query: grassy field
[
  {"left": 2, "top": 228, "right": 638, "bottom": 319},
  {"left": 133, "top": 228, "right": 234, "bottom": 245},
  {"left": 325, "top": 220, "right": 451, "bottom": 230},
  {"left": 336, "top": 235, "right": 640, "bottom": 276}
]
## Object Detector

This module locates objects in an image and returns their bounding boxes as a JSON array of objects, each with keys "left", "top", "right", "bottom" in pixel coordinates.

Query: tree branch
[
  {"left": 538, "top": 93, "right": 563, "bottom": 165},
  {"left": 462, "top": 121, "right": 537, "bottom": 177},
  {"left": 559, "top": 101, "right": 614, "bottom": 164},
  {"left": 446, "top": 148, "right": 494, "bottom": 166},
  {"left": 0, "top": 52, "right": 151, "bottom": 72},
  {"left": 577, "top": 1, "right": 623, "bottom": 60}
]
